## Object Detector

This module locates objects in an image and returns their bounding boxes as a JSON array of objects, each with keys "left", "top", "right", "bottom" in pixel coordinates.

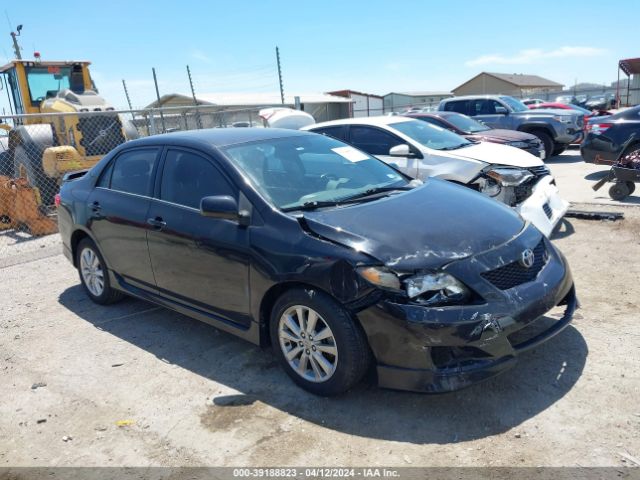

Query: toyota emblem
[{"left": 520, "top": 248, "right": 535, "bottom": 268}]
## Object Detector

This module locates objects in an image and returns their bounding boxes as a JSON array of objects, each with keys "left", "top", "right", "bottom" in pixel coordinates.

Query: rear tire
[
  {"left": 269, "top": 288, "right": 371, "bottom": 396},
  {"left": 76, "top": 238, "right": 125, "bottom": 305},
  {"left": 609, "top": 182, "right": 630, "bottom": 201},
  {"left": 531, "top": 130, "right": 553, "bottom": 160}
]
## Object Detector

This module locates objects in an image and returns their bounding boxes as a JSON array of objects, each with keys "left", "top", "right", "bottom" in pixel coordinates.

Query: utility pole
[
  {"left": 10, "top": 24, "right": 22, "bottom": 59},
  {"left": 152, "top": 67, "right": 166, "bottom": 133},
  {"left": 276, "top": 46, "right": 284, "bottom": 105},
  {"left": 122, "top": 79, "right": 133, "bottom": 110},
  {"left": 186, "top": 65, "right": 202, "bottom": 129},
  {"left": 121, "top": 79, "right": 136, "bottom": 123}
]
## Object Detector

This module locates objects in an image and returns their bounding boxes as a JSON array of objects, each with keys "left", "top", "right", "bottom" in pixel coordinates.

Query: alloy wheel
[
  {"left": 278, "top": 305, "right": 338, "bottom": 383},
  {"left": 80, "top": 247, "right": 105, "bottom": 297}
]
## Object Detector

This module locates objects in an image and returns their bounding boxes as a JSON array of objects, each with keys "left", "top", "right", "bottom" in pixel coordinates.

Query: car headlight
[
  {"left": 356, "top": 266, "right": 401, "bottom": 291},
  {"left": 479, "top": 177, "right": 501, "bottom": 197},
  {"left": 485, "top": 167, "right": 534, "bottom": 187},
  {"left": 507, "top": 141, "right": 529, "bottom": 148},
  {"left": 553, "top": 115, "right": 573, "bottom": 124},
  {"left": 405, "top": 272, "right": 470, "bottom": 305}
]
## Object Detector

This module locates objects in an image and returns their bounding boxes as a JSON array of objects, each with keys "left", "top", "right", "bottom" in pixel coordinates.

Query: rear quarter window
[{"left": 311, "top": 126, "right": 348, "bottom": 141}]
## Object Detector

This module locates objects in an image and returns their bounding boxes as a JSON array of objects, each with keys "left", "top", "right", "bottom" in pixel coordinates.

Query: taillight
[
  {"left": 54, "top": 194, "right": 61, "bottom": 207},
  {"left": 588, "top": 123, "right": 612, "bottom": 134}
]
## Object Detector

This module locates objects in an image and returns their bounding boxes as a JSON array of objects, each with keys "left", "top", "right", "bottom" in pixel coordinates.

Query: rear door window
[
  {"left": 443, "top": 100, "right": 470, "bottom": 115},
  {"left": 160, "top": 149, "right": 235, "bottom": 209},
  {"left": 109, "top": 148, "right": 159, "bottom": 196},
  {"left": 349, "top": 126, "right": 404, "bottom": 156}
]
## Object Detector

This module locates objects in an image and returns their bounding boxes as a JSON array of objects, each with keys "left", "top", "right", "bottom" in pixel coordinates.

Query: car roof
[
  {"left": 534, "top": 103, "right": 569, "bottom": 108},
  {"left": 406, "top": 111, "right": 460, "bottom": 119},
  {"left": 121, "top": 127, "right": 313, "bottom": 151},
  {"left": 306, "top": 115, "right": 417, "bottom": 129}
]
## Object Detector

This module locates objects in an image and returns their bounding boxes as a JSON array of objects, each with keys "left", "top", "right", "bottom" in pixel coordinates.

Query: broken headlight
[
  {"left": 405, "top": 272, "right": 470, "bottom": 306},
  {"left": 479, "top": 177, "right": 501, "bottom": 197},
  {"left": 485, "top": 167, "right": 534, "bottom": 187}
]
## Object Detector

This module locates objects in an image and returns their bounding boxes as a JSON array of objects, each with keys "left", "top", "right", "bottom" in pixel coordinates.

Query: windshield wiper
[
  {"left": 339, "top": 185, "right": 412, "bottom": 201},
  {"left": 281, "top": 200, "right": 345, "bottom": 212},
  {"left": 440, "top": 143, "right": 473, "bottom": 150},
  {"left": 281, "top": 186, "right": 411, "bottom": 212}
]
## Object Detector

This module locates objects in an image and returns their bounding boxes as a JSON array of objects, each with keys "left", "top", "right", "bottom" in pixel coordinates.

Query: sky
[{"left": 2, "top": 0, "right": 639, "bottom": 111}]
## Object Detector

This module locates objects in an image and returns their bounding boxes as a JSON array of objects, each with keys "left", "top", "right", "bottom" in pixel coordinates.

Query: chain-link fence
[{"left": 0, "top": 104, "right": 284, "bottom": 261}]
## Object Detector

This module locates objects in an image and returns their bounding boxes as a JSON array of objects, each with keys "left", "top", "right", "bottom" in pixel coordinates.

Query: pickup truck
[{"left": 438, "top": 95, "right": 583, "bottom": 158}]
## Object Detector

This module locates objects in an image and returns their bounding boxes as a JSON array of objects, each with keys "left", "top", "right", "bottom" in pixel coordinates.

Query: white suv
[{"left": 303, "top": 116, "right": 568, "bottom": 237}]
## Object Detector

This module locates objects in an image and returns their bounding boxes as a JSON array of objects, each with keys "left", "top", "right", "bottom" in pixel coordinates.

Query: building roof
[
  {"left": 384, "top": 91, "right": 453, "bottom": 98},
  {"left": 145, "top": 92, "right": 353, "bottom": 109},
  {"left": 326, "top": 89, "right": 383, "bottom": 99},
  {"left": 619, "top": 58, "right": 640, "bottom": 76},
  {"left": 453, "top": 72, "right": 564, "bottom": 92}
]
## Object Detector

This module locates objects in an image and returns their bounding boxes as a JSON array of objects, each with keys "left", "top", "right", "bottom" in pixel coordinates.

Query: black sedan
[
  {"left": 581, "top": 105, "right": 640, "bottom": 165},
  {"left": 405, "top": 111, "right": 544, "bottom": 158},
  {"left": 58, "top": 129, "right": 577, "bottom": 395}
]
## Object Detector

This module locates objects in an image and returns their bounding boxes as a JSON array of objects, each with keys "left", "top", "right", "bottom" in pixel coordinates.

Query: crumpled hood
[
  {"left": 301, "top": 179, "right": 524, "bottom": 271},
  {"left": 467, "top": 129, "right": 538, "bottom": 143},
  {"left": 445, "top": 141, "right": 543, "bottom": 168}
]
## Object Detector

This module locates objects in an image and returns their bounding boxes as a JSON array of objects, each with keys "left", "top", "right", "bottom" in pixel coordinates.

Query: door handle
[{"left": 147, "top": 217, "right": 167, "bottom": 229}]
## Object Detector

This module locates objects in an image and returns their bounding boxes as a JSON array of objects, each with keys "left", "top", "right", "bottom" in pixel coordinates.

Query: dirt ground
[{"left": 1, "top": 202, "right": 639, "bottom": 468}]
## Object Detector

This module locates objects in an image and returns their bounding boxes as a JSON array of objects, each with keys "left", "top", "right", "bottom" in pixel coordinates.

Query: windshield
[
  {"left": 25, "top": 66, "right": 72, "bottom": 102},
  {"left": 499, "top": 96, "right": 529, "bottom": 112},
  {"left": 390, "top": 120, "right": 471, "bottom": 150},
  {"left": 223, "top": 134, "right": 408, "bottom": 210},
  {"left": 442, "top": 113, "right": 490, "bottom": 133}
]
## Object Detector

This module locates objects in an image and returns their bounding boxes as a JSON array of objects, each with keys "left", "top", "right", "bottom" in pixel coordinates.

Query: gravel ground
[{"left": 1, "top": 202, "right": 639, "bottom": 468}]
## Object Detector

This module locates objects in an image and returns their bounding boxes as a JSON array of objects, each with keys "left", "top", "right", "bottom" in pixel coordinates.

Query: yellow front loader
[{"left": 0, "top": 57, "right": 137, "bottom": 234}]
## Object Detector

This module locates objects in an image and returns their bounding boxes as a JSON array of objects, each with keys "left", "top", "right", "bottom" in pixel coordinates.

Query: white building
[
  {"left": 383, "top": 91, "right": 453, "bottom": 113},
  {"left": 326, "top": 90, "right": 384, "bottom": 117}
]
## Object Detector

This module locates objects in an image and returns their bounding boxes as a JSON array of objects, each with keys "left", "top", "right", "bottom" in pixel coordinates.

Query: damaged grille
[
  {"left": 77, "top": 115, "right": 126, "bottom": 156},
  {"left": 481, "top": 239, "right": 548, "bottom": 290},
  {"left": 529, "top": 165, "right": 550, "bottom": 178},
  {"left": 512, "top": 166, "right": 551, "bottom": 205}
]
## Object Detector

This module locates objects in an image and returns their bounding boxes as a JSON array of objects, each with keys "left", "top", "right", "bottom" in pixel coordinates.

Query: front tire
[
  {"left": 552, "top": 144, "right": 567, "bottom": 156},
  {"left": 270, "top": 288, "right": 371, "bottom": 396},
  {"left": 76, "top": 238, "right": 124, "bottom": 305},
  {"left": 13, "top": 145, "right": 60, "bottom": 207},
  {"left": 531, "top": 130, "right": 553, "bottom": 160}
]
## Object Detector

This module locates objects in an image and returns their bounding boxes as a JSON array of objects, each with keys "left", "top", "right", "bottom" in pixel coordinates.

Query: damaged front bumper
[
  {"left": 516, "top": 175, "right": 569, "bottom": 237},
  {"left": 356, "top": 226, "right": 577, "bottom": 393}
]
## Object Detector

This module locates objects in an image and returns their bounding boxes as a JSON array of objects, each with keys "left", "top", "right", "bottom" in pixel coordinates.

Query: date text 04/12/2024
[{"left": 232, "top": 468, "right": 400, "bottom": 478}]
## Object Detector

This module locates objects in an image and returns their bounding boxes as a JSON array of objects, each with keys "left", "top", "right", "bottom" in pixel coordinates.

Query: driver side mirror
[
  {"left": 495, "top": 106, "right": 508, "bottom": 115},
  {"left": 389, "top": 144, "right": 414, "bottom": 157},
  {"left": 200, "top": 195, "right": 250, "bottom": 226}
]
